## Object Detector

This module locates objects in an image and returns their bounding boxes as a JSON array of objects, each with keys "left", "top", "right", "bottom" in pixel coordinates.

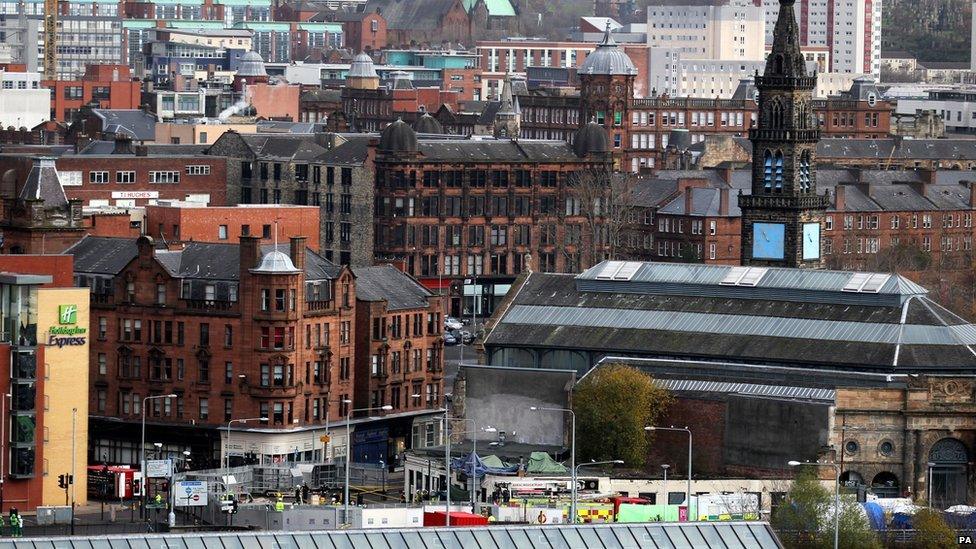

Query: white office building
[{"left": 0, "top": 70, "right": 50, "bottom": 128}]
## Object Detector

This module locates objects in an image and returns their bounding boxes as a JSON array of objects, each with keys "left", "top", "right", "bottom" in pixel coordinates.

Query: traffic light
[
  {"left": 57, "top": 474, "right": 66, "bottom": 489},
  {"left": 67, "top": 474, "right": 73, "bottom": 485}
]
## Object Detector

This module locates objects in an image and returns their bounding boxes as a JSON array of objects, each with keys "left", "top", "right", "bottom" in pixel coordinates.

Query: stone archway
[
  {"left": 871, "top": 472, "right": 900, "bottom": 498},
  {"left": 928, "top": 438, "right": 969, "bottom": 509}
]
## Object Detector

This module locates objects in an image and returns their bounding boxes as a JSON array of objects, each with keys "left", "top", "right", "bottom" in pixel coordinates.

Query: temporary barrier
[{"left": 423, "top": 511, "right": 489, "bottom": 527}]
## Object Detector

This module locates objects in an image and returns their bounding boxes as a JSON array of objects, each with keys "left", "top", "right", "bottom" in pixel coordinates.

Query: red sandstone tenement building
[
  {"left": 66, "top": 234, "right": 444, "bottom": 467},
  {"left": 353, "top": 265, "right": 444, "bottom": 413}
]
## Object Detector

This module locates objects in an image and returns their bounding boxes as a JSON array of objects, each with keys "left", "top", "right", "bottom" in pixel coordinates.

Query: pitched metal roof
[
  {"left": 353, "top": 265, "right": 432, "bottom": 310},
  {"left": 0, "top": 522, "right": 783, "bottom": 548},
  {"left": 485, "top": 265, "right": 976, "bottom": 372},
  {"left": 19, "top": 157, "right": 68, "bottom": 208},
  {"left": 655, "top": 378, "right": 836, "bottom": 403}
]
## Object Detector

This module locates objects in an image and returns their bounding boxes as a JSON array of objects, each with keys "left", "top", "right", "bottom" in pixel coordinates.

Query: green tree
[
  {"left": 912, "top": 508, "right": 959, "bottom": 549},
  {"left": 573, "top": 364, "right": 671, "bottom": 467},
  {"left": 772, "top": 468, "right": 881, "bottom": 549}
]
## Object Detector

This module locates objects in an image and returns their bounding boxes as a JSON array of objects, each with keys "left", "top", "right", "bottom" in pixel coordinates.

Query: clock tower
[{"left": 739, "top": 0, "right": 829, "bottom": 269}]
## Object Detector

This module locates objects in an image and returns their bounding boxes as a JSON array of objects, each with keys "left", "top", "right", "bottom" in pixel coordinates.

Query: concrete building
[
  {"left": 895, "top": 87, "right": 976, "bottom": 135},
  {"left": 0, "top": 68, "right": 49, "bottom": 129},
  {"left": 760, "top": 0, "right": 882, "bottom": 77}
]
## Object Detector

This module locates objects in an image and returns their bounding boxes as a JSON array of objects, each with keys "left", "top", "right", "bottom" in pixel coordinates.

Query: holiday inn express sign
[{"left": 48, "top": 304, "right": 87, "bottom": 347}]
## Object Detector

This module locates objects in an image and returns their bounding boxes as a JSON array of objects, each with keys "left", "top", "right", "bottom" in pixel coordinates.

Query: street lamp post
[
  {"left": 645, "top": 426, "right": 693, "bottom": 520},
  {"left": 661, "top": 464, "right": 670, "bottom": 510},
  {"left": 71, "top": 407, "right": 77, "bottom": 536},
  {"left": 343, "top": 402, "right": 392, "bottom": 526},
  {"left": 530, "top": 406, "right": 577, "bottom": 522},
  {"left": 789, "top": 460, "right": 841, "bottom": 549},
  {"left": 0, "top": 391, "right": 10, "bottom": 514},
  {"left": 224, "top": 417, "right": 268, "bottom": 474},
  {"left": 141, "top": 394, "right": 177, "bottom": 519},
  {"left": 926, "top": 461, "right": 936, "bottom": 508}
]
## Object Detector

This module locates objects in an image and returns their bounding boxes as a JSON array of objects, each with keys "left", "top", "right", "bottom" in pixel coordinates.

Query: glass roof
[{"left": 0, "top": 522, "right": 781, "bottom": 549}]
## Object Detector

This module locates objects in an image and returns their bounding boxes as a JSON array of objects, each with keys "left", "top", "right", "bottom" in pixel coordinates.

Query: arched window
[
  {"left": 763, "top": 150, "right": 773, "bottom": 191},
  {"left": 773, "top": 151, "right": 784, "bottom": 191},
  {"left": 799, "top": 151, "right": 811, "bottom": 192},
  {"left": 767, "top": 100, "right": 782, "bottom": 128}
]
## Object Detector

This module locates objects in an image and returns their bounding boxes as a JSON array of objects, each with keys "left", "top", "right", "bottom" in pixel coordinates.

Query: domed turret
[
  {"left": 251, "top": 250, "right": 300, "bottom": 274},
  {"left": 347, "top": 52, "right": 379, "bottom": 90},
  {"left": 237, "top": 51, "right": 267, "bottom": 78},
  {"left": 412, "top": 113, "right": 444, "bottom": 134},
  {"left": 579, "top": 22, "right": 637, "bottom": 76},
  {"left": 379, "top": 119, "right": 418, "bottom": 154},
  {"left": 573, "top": 121, "right": 609, "bottom": 158}
]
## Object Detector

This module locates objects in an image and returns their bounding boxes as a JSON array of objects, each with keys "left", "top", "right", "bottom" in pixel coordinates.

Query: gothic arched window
[
  {"left": 763, "top": 150, "right": 773, "bottom": 191},
  {"left": 773, "top": 151, "right": 784, "bottom": 191}
]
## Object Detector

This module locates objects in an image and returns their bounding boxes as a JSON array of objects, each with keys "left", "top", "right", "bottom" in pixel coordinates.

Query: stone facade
[{"left": 833, "top": 377, "right": 976, "bottom": 506}]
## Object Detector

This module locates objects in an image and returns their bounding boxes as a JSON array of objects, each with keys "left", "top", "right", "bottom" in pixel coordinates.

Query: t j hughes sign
[{"left": 48, "top": 304, "right": 86, "bottom": 347}]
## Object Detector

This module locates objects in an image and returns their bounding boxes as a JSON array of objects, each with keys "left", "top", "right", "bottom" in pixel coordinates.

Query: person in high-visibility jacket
[
  {"left": 8, "top": 512, "right": 20, "bottom": 537},
  {"left": 274, "top": 496, "right": 285, "bottom": 512},
  {"left": 154, "top": 493, "right": 163, "bottom": 507}
]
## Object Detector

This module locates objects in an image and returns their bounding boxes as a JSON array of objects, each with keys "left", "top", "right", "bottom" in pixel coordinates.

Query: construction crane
[{"left": 42, "top": 0, "right": 57, "bottom": 80}]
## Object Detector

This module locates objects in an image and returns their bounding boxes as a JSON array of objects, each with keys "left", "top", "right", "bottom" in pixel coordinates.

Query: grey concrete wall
[{"left": 461, "top": 366, "right": 574, "bottom": 448}]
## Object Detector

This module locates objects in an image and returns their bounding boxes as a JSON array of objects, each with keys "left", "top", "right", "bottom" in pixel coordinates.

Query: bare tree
[{"left": 567, "top": 169, "right": 643, "bottom": 269}]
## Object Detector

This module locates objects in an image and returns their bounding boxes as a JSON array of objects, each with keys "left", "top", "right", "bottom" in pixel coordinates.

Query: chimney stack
[
  {"left": 239, "top": 235, "right": 260, "bottom": 273},
  {"left": 719, "top": 187, "right": 730, "bottom": 216},
  {"left": 684, "top": 187, "right": 694, "bottom": 215},
  {"left": 834, "top": 185, "right": 846, "bottom": 211},
  {"left": 289, "top": 236, "right": 306, "bottom": 271},
  {"left": 968, "top": 181, "right": 976, "bottom": 208}
]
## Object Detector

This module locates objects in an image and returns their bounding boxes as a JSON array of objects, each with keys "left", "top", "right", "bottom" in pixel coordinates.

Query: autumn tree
[
  {"left": 573, "top": 364, "right": 671, "bottom": 467},
  {"left": 566, "top": 169, "right": 643, "bottom": 270}
]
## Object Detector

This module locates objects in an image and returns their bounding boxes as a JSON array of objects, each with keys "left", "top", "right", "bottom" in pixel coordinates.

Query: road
[{"left": 443, "top": 342, "right": 480, "bottom": 389}]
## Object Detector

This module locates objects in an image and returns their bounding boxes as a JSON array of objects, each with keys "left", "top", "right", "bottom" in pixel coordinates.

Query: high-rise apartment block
[{"left": 761, "top": 0, "right": 881, "bottom": 76}]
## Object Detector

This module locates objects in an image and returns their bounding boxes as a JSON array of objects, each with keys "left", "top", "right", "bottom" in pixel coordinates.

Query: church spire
[{"left": 764, "top": 0, "right": 809, "bottom": 79}]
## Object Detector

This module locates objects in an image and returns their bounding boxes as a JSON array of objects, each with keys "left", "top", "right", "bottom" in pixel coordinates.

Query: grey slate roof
[
  {"left": 65, "top": 236, "right": 138, "bottom": 275},
  {"left": 67, "top": 237, "right": 340, "bottom": 281},
  {"left": 72, "top": 141, "right": 210, "bottom": 156},
  {"left": 484, "top": 262, "right": 976, "bottom": 373},
  {"left": 416, "top": 139, "right": 581, "bottom": 163},
  {"left": 232, "top": 134, "right": 329, "bottom": 160},
  {"left": 19, "top": 157, "right": 68, "bottom": 208},
  {"left": 658, "top": 186, "right": 740, "bottom": 216},
  {"left": 92, "top": 109, "right": 157, "bottom": 141},
  {"left": 314, "top": 136, "right": 371, "bottom": 165},
  {"left": 353, "top": 265, "right": 432, "bottom": 310}
]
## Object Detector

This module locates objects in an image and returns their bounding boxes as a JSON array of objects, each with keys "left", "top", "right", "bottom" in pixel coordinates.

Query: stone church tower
[{"left": 739, "top": 0, "right": 830, "bottom": 269}]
